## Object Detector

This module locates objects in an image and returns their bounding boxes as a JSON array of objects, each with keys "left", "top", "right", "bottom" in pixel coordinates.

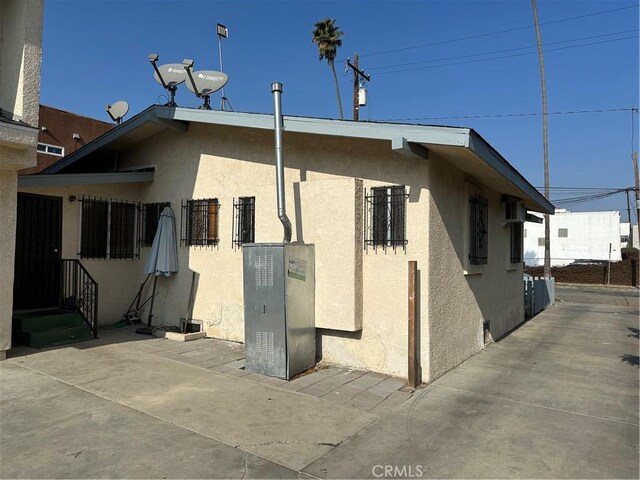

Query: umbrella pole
[{"left": 147, "top": 275, "right": 158, "bottom": 327}]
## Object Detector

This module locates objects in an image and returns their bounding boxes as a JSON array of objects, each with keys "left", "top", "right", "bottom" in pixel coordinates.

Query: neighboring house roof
[{"left": 39, "top": 104, "right": 554, "bottom": 214}]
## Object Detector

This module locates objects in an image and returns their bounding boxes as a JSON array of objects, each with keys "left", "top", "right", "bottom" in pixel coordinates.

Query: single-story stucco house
[{"left": 12, "top": 103, "right": 554, "bottom": 381}]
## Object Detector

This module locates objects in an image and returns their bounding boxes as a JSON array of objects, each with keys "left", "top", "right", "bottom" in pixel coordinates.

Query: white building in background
[
  {"left": 620, "top": 223, "right": 639, "bottom": 249},
  {"left": 524, "top": 210, "right": 622, "bottom": 266}
]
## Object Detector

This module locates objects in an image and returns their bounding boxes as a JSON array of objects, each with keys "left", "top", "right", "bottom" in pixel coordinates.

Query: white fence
[{"left": 524, "top": 276, "right": 556, "bottom": 317}]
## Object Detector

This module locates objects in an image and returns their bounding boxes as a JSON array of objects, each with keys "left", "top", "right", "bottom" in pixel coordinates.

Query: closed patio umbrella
[{"left": 141, "top": 206, "right": 178, "bottom": 330}]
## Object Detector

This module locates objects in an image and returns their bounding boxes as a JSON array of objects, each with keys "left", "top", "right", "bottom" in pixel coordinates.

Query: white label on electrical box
[{"left": 287, "top": 257, "right": 307, "bottom": 281}]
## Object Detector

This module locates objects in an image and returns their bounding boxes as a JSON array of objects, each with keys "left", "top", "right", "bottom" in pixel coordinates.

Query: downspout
[{"left": 271, "top": 82, "right": 292, "bottom": 243}]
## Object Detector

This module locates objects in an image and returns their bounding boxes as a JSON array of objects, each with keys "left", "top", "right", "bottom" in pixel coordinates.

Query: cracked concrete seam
[
  {"left": 239, "top": 450, "right": 248, "bottom": 480},
  {"left": 236, "top": 439, "right": 342, "bottom": 448}
]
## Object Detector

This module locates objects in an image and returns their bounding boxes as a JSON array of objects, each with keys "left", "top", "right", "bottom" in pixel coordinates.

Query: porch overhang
[{"left": 18, "top": 170, "right": 154, "bottom": 188}]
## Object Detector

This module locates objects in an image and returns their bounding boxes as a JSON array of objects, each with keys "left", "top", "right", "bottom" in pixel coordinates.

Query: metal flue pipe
[{"left": 271, "top": 82, "right": 292, "bottom": 243}]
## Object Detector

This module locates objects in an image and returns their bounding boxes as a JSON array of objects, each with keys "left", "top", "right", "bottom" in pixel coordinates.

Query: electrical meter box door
[{"left": 243, "top": 243, "right": 315, "bottom": 379}]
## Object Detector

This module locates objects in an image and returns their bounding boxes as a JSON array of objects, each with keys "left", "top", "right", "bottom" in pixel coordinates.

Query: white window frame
[{"left": 37, "top": 142, "right": 65, "bottom": 157}]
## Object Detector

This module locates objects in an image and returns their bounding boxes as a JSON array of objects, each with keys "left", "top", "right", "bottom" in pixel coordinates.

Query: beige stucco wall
[
  {"left": 426, "top": 156, "right": 524, "bottom": 381},
  {"left": 113, "top": 123, "right": 431, "bottom": 377},
  {"left": 14, "top": 120, "right": 525, "bottom": 379},
  {"left": 0, "top": 0, "right": 44, "bottom": 125},
  {"left": 0, "top": 170, "right": 19, "bottom": 354},
  {"left": 0, "top": 0, "right": 43, "bottom": 358}
]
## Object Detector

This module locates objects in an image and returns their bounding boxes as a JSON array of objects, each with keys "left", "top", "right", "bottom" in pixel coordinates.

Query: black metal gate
[{"left": 14, "top": 193, "right": 63, "bottom": 310}]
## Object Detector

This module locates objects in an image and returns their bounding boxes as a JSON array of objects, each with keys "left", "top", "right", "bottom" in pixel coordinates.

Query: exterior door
[{"left": 13, "top": 193, "right": 62, "bottom": 310}]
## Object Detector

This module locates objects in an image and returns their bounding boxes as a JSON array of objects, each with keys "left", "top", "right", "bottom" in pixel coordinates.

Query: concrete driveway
[
  {"left": 305, "top": 287, "right": 639, "bottom": 479},
  {"left": 1, "top": 286, "right": 638, "bottom": 479}
]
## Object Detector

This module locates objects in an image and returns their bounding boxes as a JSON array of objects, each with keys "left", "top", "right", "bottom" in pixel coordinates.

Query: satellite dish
[
  {"left": 106, "top": 101, "right": 129, "bottom": 124},
  {"left": 149, "top": 54, "right": 184, "bottom": 107},
  {"left": 153, "top": 64, "right": 187, "bottom": 87},
  {"left": 184, "top": 70, "right": 228, "bottom": 96}
]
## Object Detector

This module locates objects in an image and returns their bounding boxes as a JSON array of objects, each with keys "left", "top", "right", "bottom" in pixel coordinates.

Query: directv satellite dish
[
  {"left": 183, "top": 59, "right": 228, "bottom": 110},
  {"left": 185, "top": 71, "right": 228, "bottom": 96},
  {"left": 153, "top": 64, "right": 187, "bottom": 87},
  {"left": 149, "top": 53, "right": 185, "bottom": 107},
  {"left": 106, "top": 101, "right": 129, "bottom": 124}
]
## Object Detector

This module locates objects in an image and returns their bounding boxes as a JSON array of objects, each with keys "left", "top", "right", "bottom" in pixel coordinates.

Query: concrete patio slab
[
  {"left": 7, "top": 342, "right": 377, "bottom": 472},
  {"left": 0, "top": 362, "right": 300, "bottom": 479}
]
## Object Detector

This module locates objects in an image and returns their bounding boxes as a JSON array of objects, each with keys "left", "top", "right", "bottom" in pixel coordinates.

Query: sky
[{"left": 40, "top": 0, "right": 639, "bottom": 219}]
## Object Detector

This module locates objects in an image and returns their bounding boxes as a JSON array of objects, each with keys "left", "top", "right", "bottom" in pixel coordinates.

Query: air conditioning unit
[{"left": 505, "top": 200, "right": 525, "bottom": 223}]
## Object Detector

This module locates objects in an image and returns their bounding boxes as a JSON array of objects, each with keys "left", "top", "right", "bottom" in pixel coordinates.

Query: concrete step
[
  {"left": 13, "top": 310, "right": 84, "bottom": 333},
  {"left": 13, "top": 323, "right": 93, "bottom": 349}
]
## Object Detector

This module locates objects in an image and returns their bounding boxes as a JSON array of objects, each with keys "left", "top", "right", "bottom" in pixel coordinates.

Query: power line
[
  {"left": 355, "top": 4, "right": 638, "bottom": 60},
  {"left": 366, "top": 29, "right": 637, "bottom": 72},
  {"left": 372, "top": 35, "right": 638, "bottom": 76},
  {"left": 381, "top": 107, "right": 635, "bottom": 122}
]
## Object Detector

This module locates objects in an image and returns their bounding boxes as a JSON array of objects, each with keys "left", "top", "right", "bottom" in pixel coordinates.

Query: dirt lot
[{"left": 525, "top": 248, "right": 639, "bottom": 286}]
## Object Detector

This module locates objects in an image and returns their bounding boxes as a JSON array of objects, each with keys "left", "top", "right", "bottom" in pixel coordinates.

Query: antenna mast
[{"left": 217, "top": 23, "right": 232, "bottom": 111}]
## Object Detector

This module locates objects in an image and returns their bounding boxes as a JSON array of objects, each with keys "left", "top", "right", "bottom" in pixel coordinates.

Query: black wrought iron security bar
[
  {"left": 510, "top": 223, "right": 523, "bottom": 264},
  {"left": 181, "top": 198, "right": 220, "bottom": 247},
  {"left": 364, "top": 186, "right": 409, "bottom": 251},
  {"left": 469, "top": 193, "right": 488, "bottom": 265},
  {"left": 79, "top": 196, "right": 139, "bottom": 260},
  {"left": 140, "top": 202, "right": 171, "bottom": 246},
  {"left": 232, "top": 197, "right": 255, "bottom": 247}
]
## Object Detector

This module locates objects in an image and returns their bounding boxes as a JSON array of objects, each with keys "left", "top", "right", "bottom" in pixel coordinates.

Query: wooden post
[{"left": 408, "top": 261, "right": 420, "bottom": 388}]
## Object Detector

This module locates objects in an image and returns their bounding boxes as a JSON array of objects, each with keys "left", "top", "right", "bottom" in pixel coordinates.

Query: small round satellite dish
[
  {"left": 153, "top": 64, "right": 187, "bottom": 86},
  {"left": 185, "top": 70, "right": 229, "bottom": 95},
  {"left": 107, "top": 101, "right": 129, "bottom": 120}
]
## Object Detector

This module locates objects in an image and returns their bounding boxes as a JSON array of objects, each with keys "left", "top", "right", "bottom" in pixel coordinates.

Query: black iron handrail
[{"left": 60, "top": 259, "right": 99, "bottom": 338}]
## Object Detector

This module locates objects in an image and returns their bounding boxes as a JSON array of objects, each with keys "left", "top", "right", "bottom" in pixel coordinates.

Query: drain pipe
[{"left": 272, "top": 82, "right": 292, "bottom": 243}]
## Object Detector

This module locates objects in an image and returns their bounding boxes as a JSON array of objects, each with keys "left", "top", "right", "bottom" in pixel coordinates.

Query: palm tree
[{"left": 312, "top": 18, "right": 344, "bottom": 120}]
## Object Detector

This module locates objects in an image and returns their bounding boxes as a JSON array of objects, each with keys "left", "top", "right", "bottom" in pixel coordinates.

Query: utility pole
[
  {"left": 634, "top": 152, "right": 639, "bottom": 243},
  {"left": 531, "top": 0, "right": 551, "bottom": 278},
  {"left": 346, "top": 55, "right": 370, "bottom": 121},
  {"left": 626, "top": 188, "right": 633, "bottom": 247}
]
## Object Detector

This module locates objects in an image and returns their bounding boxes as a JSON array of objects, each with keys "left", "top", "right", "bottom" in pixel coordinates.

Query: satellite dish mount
[
  {"left": 149, "top": 53, "right": 187, "bottom": 107},
  {"left": 183, "top": 59, "right": 229, "bottom": 110}
]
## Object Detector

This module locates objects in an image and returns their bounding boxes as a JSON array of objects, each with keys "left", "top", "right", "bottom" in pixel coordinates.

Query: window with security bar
[
  {"left": 140, "top": 202, "right": 171, "bottom": 246},
  {"left": 181, "top": 198, "right": 219, "bottom": 247},
  {"left": 510, "top": 223, "right": 523, "bottom": 264},
  {"left": 80, "top": 196, "right": 138, "bottom": 259},
  {"left": 365, "top": 185, "right": 408, "bottom": 250},
  {"left": 233, "top": 197, "right": 255, "bottom": 247},
  {"left": 469, "top": 193, "right": 488, "bottom": 265}
]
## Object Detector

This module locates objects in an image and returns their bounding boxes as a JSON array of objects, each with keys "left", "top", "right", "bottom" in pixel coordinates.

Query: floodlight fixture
[{"left": 217, "top": 23, "right": 228, "bottom": 38}]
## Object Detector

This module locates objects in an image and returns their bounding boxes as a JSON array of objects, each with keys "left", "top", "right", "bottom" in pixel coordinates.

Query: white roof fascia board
[
  {"left": 162, "top": 107, "right": 470, "bottom": 146},
  {"left": 18, "top": 171, "right": 154, "bottom": 188},
  {"left": 467, "top": 131, "right": 554, "bottom": 215}
]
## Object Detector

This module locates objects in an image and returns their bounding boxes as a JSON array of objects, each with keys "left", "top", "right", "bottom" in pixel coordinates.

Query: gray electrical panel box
[{"left": 243, "top": 243, "right": 315, "bottom": 379}]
